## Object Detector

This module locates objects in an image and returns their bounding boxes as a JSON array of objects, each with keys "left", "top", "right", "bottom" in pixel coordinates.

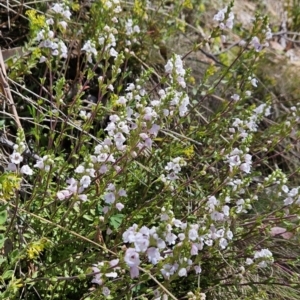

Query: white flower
[
  {"left": 20, "top": 165, "right": 33, "bottom": 175},
  {"left": 59, "top": 21, "right": 68, "bottom": 29},
  {"left": 57, "top": 40, "right": 68, "bottom": 59},
  {"left": 75, "top": 165, "right": 85, "bottom": 173},
  {"left": 97, "top": 153, "right": 108, "bottom": 162},
  {"left": 226, "top": 230, "right": 233, "bottom": 240},
  {"left": 39, "top": 56, "right": 47, "bottom": 63},
  {"left": 105, "top": 272, "right": 118, "bottom": 278},
  {"left": 250, "top": 77, "right": 258, "bottom": 87},
  {"left": 51, "top": 3, "right": 71, "bottom": 19},
  {"left": 265, "top": 29, "right": 272, "bottom": 40},
  {"left": 102, "top": 287, "right": 110, "bottom": 296},
  {"left": 254, "top": 248, "right": 273, "bottom": 259},
  {"left": 178, "top": 268, "right": 187, "bottom": 277},
  {"left": 117, "top": 96, "right": 127, "bottom": 105},
  {"left": 231, "top": 94, "right": 240, "bottom": 101},
  {"left": 46, "top": 18, "right": 54, "bottom": 25},
  {"left": 188, "top": 228, "right": 198, "bottom": 241},
  {"left": 114, "top": 132, "right": 126, "bottom": 144},
  {"left": 80, "top": 175, "right": 91, "bottom": 188},
  {"left": 81, "top": 40, "right": 97, "bottom": 63},
  {"left": 110, "top": 47, "right": 118, "bottom": 57},
  {"left": 165, "top": 232, "right": 177, "bottom": 245},
  {"left": 78, "top": 194, "right": 88, "bottom": 201},
  {"left": 10, "top": 152, "right": 23, "bottom": 164}
]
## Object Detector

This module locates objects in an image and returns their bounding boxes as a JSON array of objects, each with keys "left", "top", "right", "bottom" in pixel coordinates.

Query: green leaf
[
  {"left": 0, "top": 234, "right": 5, "bottom": 248},
  {"left": 0, "top": 210, "right": 7, "bottom": 225},
  {"left": 2, "top": 270, "right": 13, "bottom": 280},
  {"left": 109, "top": 214, "right": 124, "bottom": 230},
  {"left": 0, "top": 255, "right": 6, "bottom": 266},
  {"left": 83, "top": 214, "right": 93, "bottom": 221}
]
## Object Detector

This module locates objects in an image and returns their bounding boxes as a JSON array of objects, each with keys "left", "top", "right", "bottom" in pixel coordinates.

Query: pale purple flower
[
  {"left": 123, "top": 225, "right": 138, "bottom": 243},
  {"left": 91, "top": 265, "right": 103, "bottom": 285},
  {"left": 147, "top": 247, "right": 161, "bottom": 264},
  {"left": 116, "top": 202, "right": 124, "bottom": 211},
  {"left": 134, "top": 233, "right": 149, "bottom": 252},
  {"left": 66, "top": 178, "right": 78, "bottom": 193},
  {"left": 124, "top": 248, "right": 140, "bottom": 267},
  {"left": 104, "top": 192, "right": 115, "bottom": 204},
  {"left": 6, "top": 163, "right": 17, "bottom": 171},
  {"left": 191, "top": 243, "right": 198, "bottom": 255},
  {"left": 194, "top": 264, "right": 202, "bottom": 274},
  {"left": 57, "top": 190, "right": 72, "bottom": 200},
  {"left": 118, "top": 188, "right": 127, "bottom": 197},
  {"left": 251, "top": 36, "right": 262, "bottom": 52}
]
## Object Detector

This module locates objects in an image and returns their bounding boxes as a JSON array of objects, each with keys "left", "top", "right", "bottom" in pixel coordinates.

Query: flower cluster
[
  {"left": 229, "top": 103, "right": 271, "bottom": 141},
  {"left": 50, "top": 3, "right": 71, "bottom": 20},
  {"left": 35, "top": 3, "right": 70, "bottom": 61},
  {"left": 161, "top": 157, "right": 187, "bottom": 183},
  {"left": 213, "top": 6, "right": 234, "bottom": 30},
  {"left": 81, "top": 40, "right": 97, "bottom": 63},
  {"left": 91, "top": 258, "right": 120, "bottom": 294},
  {"left": 246, "top": 248, "right": 274, "bottom": 268},
  {"left": 121, "top": 207, "right": 233, "bottom": 279},
  {"left": 251, "top": 24, "right": 273, "bottom": 52},
  {"left": 102, "top": 183, "right": 127, "bottom": 212},
  {"left": 225, "top": 148, "right": 252, "bottom": 174},
  {"left": 165, "top": 54, "right": 187, "bottom": 88},
  {"left": 281, "top": 185, "right": 300, "bottom": 206},
  {"left": 8, "top": 135, "right": 33, "bottom": 175}
]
